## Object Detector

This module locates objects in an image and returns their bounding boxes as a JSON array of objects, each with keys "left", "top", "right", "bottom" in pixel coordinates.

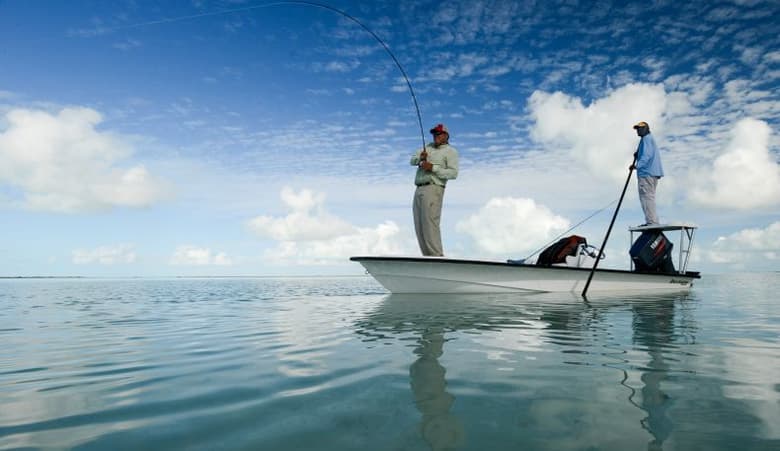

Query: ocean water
[{"left": 1, "top": 274, "right": 778, "bottom": 451}]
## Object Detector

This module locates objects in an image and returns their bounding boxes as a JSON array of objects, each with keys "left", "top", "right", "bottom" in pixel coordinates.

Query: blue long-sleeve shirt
[{"left": 635, "top": 133, "right": 664, "bottom": 178}]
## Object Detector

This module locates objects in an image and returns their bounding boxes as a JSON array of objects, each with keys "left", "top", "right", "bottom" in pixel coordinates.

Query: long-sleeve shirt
[
  {"left": 410, "top": 143, "right": 459, "bottom": 187},
  {"left": 636, "top": 133, "right": 664, "bottom": 178}
]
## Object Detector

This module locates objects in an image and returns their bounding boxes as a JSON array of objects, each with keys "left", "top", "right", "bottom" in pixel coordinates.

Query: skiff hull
[{"left": 350, "top": 256, "right": 700, "bottom": 294}]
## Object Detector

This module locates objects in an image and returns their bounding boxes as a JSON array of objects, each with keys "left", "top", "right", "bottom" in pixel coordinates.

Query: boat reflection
[{"left": 355, "top": 291, "right": 697, "bottom": 450}]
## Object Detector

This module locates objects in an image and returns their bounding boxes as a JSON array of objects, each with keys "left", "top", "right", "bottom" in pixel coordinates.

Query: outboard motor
[{"left": 630, "top": 231, "right": 676, "bottom": 273}]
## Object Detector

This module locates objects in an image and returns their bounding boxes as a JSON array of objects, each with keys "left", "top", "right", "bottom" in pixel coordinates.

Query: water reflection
[
  {"left": 356, "top": 293, "right": 548, "bottom": 450},
  {"left": 355, "top": 291, "right": 697, "bottom": 451},
  {"left": 632, "top": 298, "right": 675, "bottom": 451},
  {"left": 410, "top": 327, "right": 465, "bottom": 450}
]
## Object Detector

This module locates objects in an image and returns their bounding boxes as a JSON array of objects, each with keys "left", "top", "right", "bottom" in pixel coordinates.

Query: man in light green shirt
[{"left": 410, "top": 123, "right": 459, "bottom": 256}]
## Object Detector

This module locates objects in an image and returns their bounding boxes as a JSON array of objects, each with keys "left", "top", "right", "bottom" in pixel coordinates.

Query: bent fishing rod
[{"left": 101, "top": 1, "right": 428, "bottom": 152}]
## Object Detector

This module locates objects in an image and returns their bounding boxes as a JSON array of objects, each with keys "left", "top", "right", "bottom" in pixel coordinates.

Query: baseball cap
[
  {"left": 633, "top": 121, "right": 649, "bottom": 129},
  {"left": 430, "top": 123, "right": 449, "bottom": 135}
]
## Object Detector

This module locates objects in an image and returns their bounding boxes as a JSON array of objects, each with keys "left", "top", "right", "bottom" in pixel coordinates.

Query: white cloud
[
  {"left": 169, "top": 245, "right": 233, "bottom": 266},
  {"left": 642, "top": 57, "right": 667, "bottom": 81},
  {"left": 737, "top": 45, "right": 763, "bottom": 65},
  {"left": 663, "top": 74, "right": 714, "bottom": 106},
  {"left": 765, "top": 51, "right": 780, "bottom": 63},
  {"left": 0, "top": 107, "right": 169, "bottom": 213},
  {"left": 262, "top": 221, "right": 407, "bottom": 265},
  {"left": 688, "top": 118, "right": 780, "bottom": 210},
  {"left": 432, "top": 8, "right": 458, "bottom": 25},
  {"left": 248, "top": 187, "right": 356, "bottom": 241},
  {"left": 72, "top": 244, "right": 136, "bottom": 265},
  {"left": 527, "top": 83, "right": 670, "bottom": 182},
  {"left": 214, "top": 253, "right": 232, "bottom": 266},
  {"left": 248, "top": 187, "right": 411, "bottom": 264},
  {"left": 482, "top": 64, "right": 512, "bottom": 77},
  {"left": 724, "top": 79, "right": 773, "bottom": 104},
  {"left": 456, "top": 197, "right": 570, "bottom": 254},
  {"left": 313, "top": 60, "right": 360, "bottom": 73},
  {"left": 704, "top": 222, "right": 780, "bottom": 264},
  {"left": 112, "top": 38, "right": 141, "bottom": 51}
]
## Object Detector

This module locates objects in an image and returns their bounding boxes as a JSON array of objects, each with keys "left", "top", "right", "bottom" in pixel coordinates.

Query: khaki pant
[
  {"left": 413, "top": 184, "right": 445, "bottom": 256},
  {"left": 638, "top": 176, "right": 660, "bottom": 224}
]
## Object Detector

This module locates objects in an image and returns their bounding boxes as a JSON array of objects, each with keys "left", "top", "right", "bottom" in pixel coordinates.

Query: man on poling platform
[
  {"left": 631, "top": 121, "right": 664, "bottom": 226},
  {"left": 410, "top": 124, "right": 459, "bottom": 256}
]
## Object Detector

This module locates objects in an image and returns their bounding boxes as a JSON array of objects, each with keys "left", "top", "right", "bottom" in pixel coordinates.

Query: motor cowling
[{"left": 630, "top": 231, "right": 676, "bottom": 273}]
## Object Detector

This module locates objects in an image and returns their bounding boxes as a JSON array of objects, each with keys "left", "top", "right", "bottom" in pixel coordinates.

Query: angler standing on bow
[{"left": 410, "top": 123, "right": 459, "bottom": 256}]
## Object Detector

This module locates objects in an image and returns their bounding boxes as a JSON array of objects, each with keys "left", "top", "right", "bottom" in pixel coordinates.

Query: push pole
[{"left": 581, "top": 154, "right": 638, "bottom": 298}]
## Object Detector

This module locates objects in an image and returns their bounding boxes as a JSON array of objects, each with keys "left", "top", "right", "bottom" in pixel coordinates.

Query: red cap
[{"left": 429, "top": 123, "right": 449, "bottom": 135}]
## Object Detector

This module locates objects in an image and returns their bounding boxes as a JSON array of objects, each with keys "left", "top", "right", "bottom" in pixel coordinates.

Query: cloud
[
  {"left": 688, "top": 118, "right": 780, "bottom": 210},
  {"left": 0, "top": 107, "right": 169, "bottom": 213},
  {"left": 313, "top": 60, "right": 360, "bottom": 73},
  {"left": 112, "top": 38, "right": 141, "bottom": 51},
  {"left": 416, "top": 53, "right": 489, "bottom": 82},
  {"left": 765, "top": 50, "right": 780, "bottom": 63},
  {"left": 248, "top": 187, "right": 356, "bottom": 241},
  {"left": 262, "top": 221, "right": 407, "bottom": 265},
  {"left": 248, "top": 187, "right": 411, "bottom": 264},
  {"left": 704, "top": 221, "right": 780, "bottom": 264},
  {"left": 456, "top": 197, "right": 570, "bottom": 254},
  {"left": 527, "top": 83, "right": 671, "bottom": 182},
  {"left": 169, "top": 245, "right": 233, "bottom": 266},
  {"left": 72, "top": 244, "right": 136, "bottom": 265}
]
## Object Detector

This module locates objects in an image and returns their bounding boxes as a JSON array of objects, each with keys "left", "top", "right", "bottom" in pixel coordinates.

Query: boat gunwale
[{"left": 349, "top": 256, "right": 701, "bottom": 279}]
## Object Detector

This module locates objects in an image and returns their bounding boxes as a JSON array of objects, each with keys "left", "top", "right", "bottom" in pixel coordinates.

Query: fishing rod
[{"left": 99, "top": 1, "right": 428, "bottom": 152}]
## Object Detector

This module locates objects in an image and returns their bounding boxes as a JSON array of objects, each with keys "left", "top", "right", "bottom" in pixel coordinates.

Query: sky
[{"left": 0, "top": 0, "right": 778, "bottom": 277}]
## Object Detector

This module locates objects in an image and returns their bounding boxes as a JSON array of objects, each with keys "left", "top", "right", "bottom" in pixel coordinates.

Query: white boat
[{"left": 351, "top": 223, "right": 700, "bottom": 294}]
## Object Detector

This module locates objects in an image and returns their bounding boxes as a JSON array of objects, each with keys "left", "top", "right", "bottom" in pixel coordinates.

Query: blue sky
[{"left": 0, "top": 0, "right": 778, "bottom": 276}]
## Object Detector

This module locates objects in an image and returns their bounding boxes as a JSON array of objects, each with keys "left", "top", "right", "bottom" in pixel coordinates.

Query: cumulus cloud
[
  {"left": 456, "top": 197, "right": 570, "bottom": 254},
  {"left": 688, "top": 118, "right": 780, "bottom": 210},
  {"left": 528, "top": 83, "right": 671, "bottom": 182},
  {"left": 0, "top": 107, "right": 169, "bottom": 213},
  {"left": 262, "top": 221, "right": 406, "bottom": 265},
  {"left": 705, "top": 222, "right": 780, "bottom": 264},
  {"left": 169, "top": 245, "right": 233, "bottom": 266},
  {"left": 248, "top": 187, "right": 410, "bottom": 264},
  {"left": 248, "top": 187, "right": 356, "bottom": 241},
  {"left": 72, "top": 244, "right": 136, "bottom": 265}
]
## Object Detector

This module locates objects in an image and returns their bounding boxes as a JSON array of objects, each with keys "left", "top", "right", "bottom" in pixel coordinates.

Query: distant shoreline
[{"left": 0, "top": 275, "right": 368, "bottom": 279}]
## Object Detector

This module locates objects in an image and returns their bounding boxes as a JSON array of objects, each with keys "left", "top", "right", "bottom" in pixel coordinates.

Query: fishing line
[
  {"left": 522, "top": 198, "right": 618, "bottom": 262},
  {"left": 95, "top": 1, "right": 427, "bottom": 151}
]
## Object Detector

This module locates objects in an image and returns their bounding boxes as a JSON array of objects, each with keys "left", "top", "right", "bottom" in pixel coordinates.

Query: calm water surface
[{"left": 1, "top": 274, "right": 779, "bottom": 450}]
